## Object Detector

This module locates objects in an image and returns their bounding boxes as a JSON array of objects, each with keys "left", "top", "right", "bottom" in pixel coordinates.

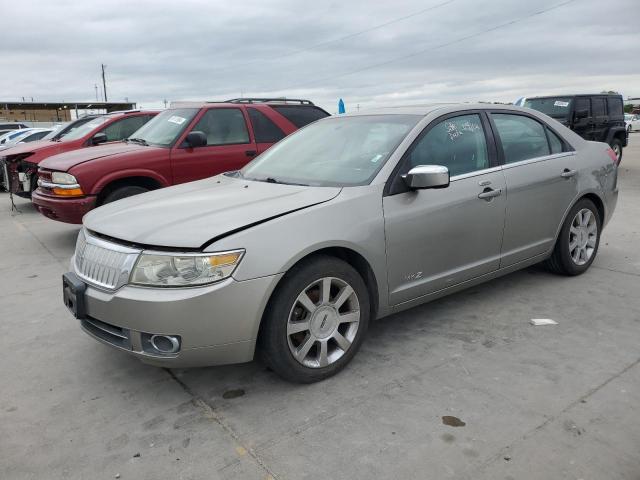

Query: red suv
[
  {"left": 32, "top": 99, "right": 329, "bottom": 224},
  {"left": 1, "top": 111, "right": 157, "bottom": 197}
]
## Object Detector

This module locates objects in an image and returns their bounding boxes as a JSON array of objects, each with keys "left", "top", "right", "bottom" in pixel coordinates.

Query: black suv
[{"left": 524, "top": 94, "right": 627, "bottom": 163}]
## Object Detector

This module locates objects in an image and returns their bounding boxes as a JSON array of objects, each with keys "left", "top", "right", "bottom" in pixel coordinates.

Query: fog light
[{"left": 141, "top": 333, "right": 181, "bottom": 355}]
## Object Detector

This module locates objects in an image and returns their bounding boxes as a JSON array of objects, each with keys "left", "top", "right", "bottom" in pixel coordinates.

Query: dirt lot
[{"left": 1, "top": 137, "right": 639, "bottom": 480}]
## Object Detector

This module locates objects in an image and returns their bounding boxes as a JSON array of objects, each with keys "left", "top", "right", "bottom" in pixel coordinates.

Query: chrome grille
[{"left": 73, "top": 230, "right": 140, "bottom": 290}]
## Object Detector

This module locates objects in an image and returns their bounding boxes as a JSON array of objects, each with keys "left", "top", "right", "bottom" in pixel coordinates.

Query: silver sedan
[{"left": 63, "top": 104, "right": 618, "bottom": 383}]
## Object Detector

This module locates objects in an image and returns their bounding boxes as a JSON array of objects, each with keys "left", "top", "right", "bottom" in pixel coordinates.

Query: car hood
[
  {"left": 84, "top": 174, "right": 342, "bottom": 249},
  {"left": 0, "top": 139, "right": 59, "bottom": 158},
  {"left": 39, "top": 142, "right": 152, "bottom": 171}
]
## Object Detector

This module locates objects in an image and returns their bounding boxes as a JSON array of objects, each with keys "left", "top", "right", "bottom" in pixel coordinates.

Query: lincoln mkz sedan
[{"left": 63, "top": 104, "right": 618, "bottom": 383}]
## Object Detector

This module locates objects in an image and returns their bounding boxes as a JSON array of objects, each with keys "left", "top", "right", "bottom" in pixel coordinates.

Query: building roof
[{"left": 0, "top": 101, "right": 136, "bottom": 112}]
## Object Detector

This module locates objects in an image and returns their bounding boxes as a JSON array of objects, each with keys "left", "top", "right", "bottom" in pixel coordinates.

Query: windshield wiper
[
  {"left": 263, "top": 177, "right": 309, "bottom": 186},
  {"left": 128, "top": 137, "right": 148, "bottom": 146}
]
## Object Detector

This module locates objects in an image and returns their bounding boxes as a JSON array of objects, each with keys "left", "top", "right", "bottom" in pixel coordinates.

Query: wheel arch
[
  {"left": 552, "top": 191, "right": 606, "bottom": 249},
  {"left": 255, "top": 246, "right": 381, "bottom": 346},
  {"left": 95, "top": 173, "right": 168, "bottom": 205}
]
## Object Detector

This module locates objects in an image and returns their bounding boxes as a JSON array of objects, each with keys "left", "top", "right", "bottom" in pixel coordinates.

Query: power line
[
  {"left": 269, "top": 0, "right": 456, "bottom": 60},
  {"left": 284, "top": 0, "right": 576, "bottom": 90},
  {"left": 207, "top": 0, "right": 457, "bottom": 76}
]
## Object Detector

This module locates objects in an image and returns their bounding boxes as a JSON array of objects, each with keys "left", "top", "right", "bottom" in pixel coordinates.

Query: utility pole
[
  {"left": 101, "top": 64, "right": 108, "bottom": 102},
  {"left": 163, "top": 99, "right": 168, "bottom": 109},
  {"left": 94, "top": 84, "right": 99, "bottom": 101}
]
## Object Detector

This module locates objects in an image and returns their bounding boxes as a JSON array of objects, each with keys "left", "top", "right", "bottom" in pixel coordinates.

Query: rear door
[
  {"left": 490, "top": 112, "right": 579, "bottom": 266},
  {"left": 571, "top": 97, "right": 592, "bottom": 139},
  {"left": 170, "top": 107, "right": 257, "bottom": 184}
]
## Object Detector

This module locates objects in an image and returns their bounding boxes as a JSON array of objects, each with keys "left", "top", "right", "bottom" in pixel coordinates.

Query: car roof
[
  {"left": 341, "top": 103, "right": 535, "bottom": 117},
  {"left": 527, "top": 93, "right": 623, "bottom": 99}
]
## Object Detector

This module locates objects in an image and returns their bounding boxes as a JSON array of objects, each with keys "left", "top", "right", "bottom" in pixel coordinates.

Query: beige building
[{"left": 0, "top": 101, "right": 137, "bottom": 124}]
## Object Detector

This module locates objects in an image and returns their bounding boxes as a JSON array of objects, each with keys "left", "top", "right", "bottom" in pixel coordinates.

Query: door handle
[
  {"left": 478, "top": 188, "right": 502, "bottom": 200},
  {"left": 245, "top": 150, "right": 257, "bottom": 157},
  {"left": 561, "top": 168, "right": 577, "bottom": 178}
]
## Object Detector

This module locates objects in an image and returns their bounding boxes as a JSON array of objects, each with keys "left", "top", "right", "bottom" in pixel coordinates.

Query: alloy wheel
[
  {"left": 569, "top": 208, "right": 597, "bottom": 266},
  {"left": 287, "top": 277, "right": 360, "bottom": 368}
]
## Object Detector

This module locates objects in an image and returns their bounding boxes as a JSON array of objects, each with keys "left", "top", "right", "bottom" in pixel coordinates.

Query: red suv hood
[
  {"left": 39, "top": 142, "right": 154, "bottom": 171},
  {"left": 1, "top": 139, "right": 66, "bottom": 159}
]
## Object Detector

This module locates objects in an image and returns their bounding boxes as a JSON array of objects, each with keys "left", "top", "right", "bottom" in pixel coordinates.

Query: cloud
[{"left": 1, "top": 0, "right": 638, "bottom": 113}]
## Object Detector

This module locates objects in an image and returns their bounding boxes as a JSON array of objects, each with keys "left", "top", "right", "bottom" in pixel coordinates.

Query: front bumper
[
  {"left": 74, "top": 273, "right": 283, "bottom": 367},
  {"left": 32, "top": 189, "right": 97, "bottom": 224}
]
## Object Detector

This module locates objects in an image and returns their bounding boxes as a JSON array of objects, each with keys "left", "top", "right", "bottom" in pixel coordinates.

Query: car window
[
  {"left": 547, "top": 128, "right": 564, "bottom": 154},
  {"left": 248, "top": 108, "right": 286, "bottom": 143},
  {"left": 102, "top": 116, "right": 150, "bottom": 142},
  {"left": 60, "top": 117, "right": 110, "bottom": 141},
  {"left": 192, "top": 108, "right": 250, "bottom": 145},
  {"left": 271, "top": 106, "right": 329, "bottom": 128},
  {"left": 592, "top": 97, "right": 606, "bottom": 117},
  {"left": 241, "top": 115, "right": 418, "bottom": 187},
  {"left": 407, "top": 114, "right": 488, "bottom": 176},
  {"left": 574, "top": 97, "right": 590, "bottom": 117},
  {"left": 492, "top": 114, "right": 550, "bottom": 163},
  {"left": 24, "top": 131, "right": 50, "bottom": 142},
  {"left": 607, "top": 97, "right": 623, "bottom": 117}
]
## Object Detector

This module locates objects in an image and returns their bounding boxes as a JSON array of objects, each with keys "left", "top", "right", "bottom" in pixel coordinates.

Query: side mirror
[
  {"left": 402, "top": 165, "right": 450, "bottom": 190},
  {"left": 184, "top": 131, "right": 207, "bottom": 148},
  {"left": 574, "top": 109, "right": 589, "bottom": 120},
  {"left": 92, "top": 132, "right": 108, "bottom": 145}
]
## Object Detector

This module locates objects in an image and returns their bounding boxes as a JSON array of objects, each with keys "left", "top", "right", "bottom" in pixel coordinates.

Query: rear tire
[
  {"left": 545, "top": 198, "right": 601, "bottom": 276},
  {"left": 610, "top": 137, "right": 623, "bottom": 164},
  {"left": 259, "top": 255, "right": 370, "bottom": 383},
  {"left": 102, "top": 185, "right": 149, "bottom": 204}
]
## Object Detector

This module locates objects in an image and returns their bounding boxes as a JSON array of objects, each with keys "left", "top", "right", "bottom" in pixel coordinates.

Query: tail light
[{"left": 606, "top": 147, "right": 618, "bottom": 165}]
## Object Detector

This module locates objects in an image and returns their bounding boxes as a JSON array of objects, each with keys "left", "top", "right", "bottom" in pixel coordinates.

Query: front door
[
  {"left": 170, "top": 107, "right": 257, "bottom": 184},
  {"left": 383, "top": 112, "right": 506, "bottom": 305}
]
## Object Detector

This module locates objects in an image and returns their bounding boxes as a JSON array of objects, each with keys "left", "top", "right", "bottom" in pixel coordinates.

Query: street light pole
[{"left": 101, "top": 64, "right": 108, "bottom": 102}]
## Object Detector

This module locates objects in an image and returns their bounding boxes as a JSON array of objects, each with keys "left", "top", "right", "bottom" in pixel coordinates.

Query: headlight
[
  {"left": 131, "top": 250, "right": 244, "bottom": 287},
  {"left": 51, "top": 172, "right": 78, "bottom": 185}
]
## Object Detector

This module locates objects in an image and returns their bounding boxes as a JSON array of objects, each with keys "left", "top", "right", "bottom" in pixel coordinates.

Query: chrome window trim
[
  {"left": 501, "top": 151, "right": 576, "bottom": 171},
  {"left": 449, "top": 165, "right": 503, "bottom": 182}
]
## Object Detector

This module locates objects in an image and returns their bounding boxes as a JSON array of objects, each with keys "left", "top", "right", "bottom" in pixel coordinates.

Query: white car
[
  {"left": 0, "top": 128, "right": 52, "bottom": 151},
  {"left": 624, "top": 114, "right": 640, "bottom": 132}
]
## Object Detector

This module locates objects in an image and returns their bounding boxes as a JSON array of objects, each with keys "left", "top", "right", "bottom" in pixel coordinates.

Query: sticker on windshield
[
  {"left": 554, "top": 101, "right": 570, "bottom": 107},
  {"left": 167, "top": 116, "right": 187, "bottom": 125}
]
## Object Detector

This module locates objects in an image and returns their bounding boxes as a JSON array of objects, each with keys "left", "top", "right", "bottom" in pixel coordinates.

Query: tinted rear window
[
  {"left": 607, "top": 97, "right": 623, "bottom": 117},
  {"left": 592, "top": 97, "right": 606, "bottom": 116},
  {"left": 271, "top": 106, "right": 329, "bottom": 128},
  {"left": 248, "top": 108, "right": 286, "bottom": 143}
]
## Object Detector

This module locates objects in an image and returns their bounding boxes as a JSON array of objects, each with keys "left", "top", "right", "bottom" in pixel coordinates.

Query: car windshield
[
  {"left": 126, "top": 108, "right": 198, "bottom": 147},
  {"left": 240, "top": 115, "right": 420, "bottom": 187},
  {"left": 524, "top": 97, "right": 573, "bottom": 119},
  {"left": 51, "top": 116, "right": 105, "bottom": 141}
]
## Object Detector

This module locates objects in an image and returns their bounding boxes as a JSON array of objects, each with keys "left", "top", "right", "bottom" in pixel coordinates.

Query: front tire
[
  {"left": 259, "top": 255, "right": 370, "bottom": 383},
  {"left": 102, "top": 185, "right": 149, "bottom": 204},
  {"left": 545, "top": 198, "right": 601, "bottom": 276}
]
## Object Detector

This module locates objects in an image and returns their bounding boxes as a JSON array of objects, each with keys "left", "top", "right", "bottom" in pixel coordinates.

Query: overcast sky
[{"left": 2, "top": 0, "right": 638, "bottom": 113}]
